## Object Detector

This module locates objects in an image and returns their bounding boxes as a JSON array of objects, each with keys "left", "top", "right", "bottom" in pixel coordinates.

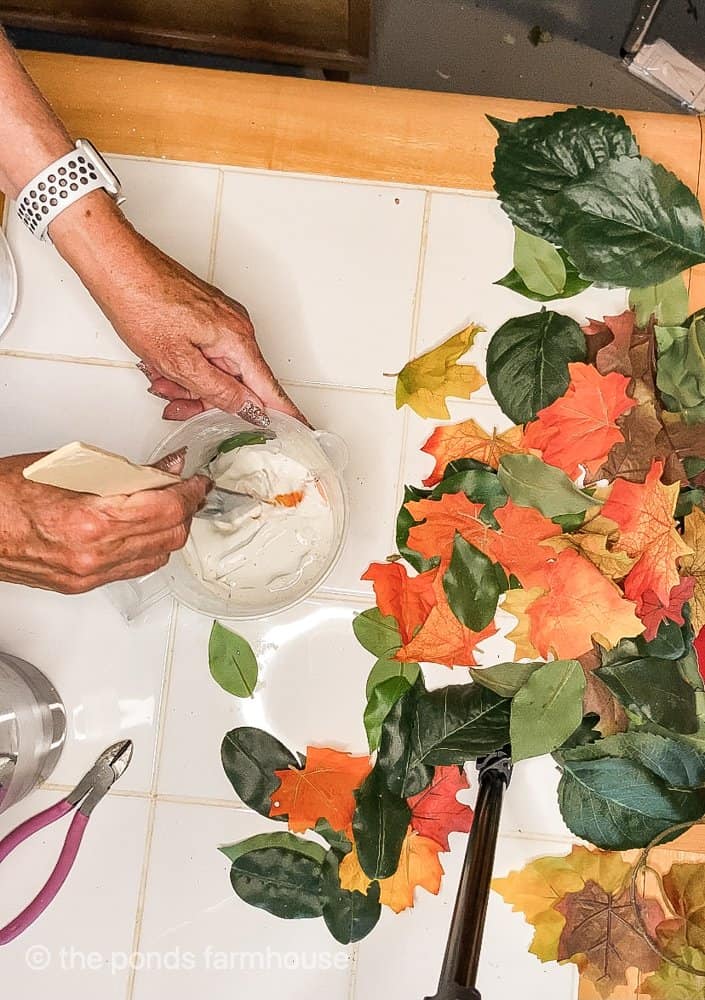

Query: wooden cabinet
[{"left": 0, "top": 0, "right": 371, "bottom": 73}]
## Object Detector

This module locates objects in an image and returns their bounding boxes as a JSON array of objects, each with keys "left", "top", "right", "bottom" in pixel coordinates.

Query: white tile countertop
[{"left": 0, "top": 155, "right": 631, "bottom": 999}]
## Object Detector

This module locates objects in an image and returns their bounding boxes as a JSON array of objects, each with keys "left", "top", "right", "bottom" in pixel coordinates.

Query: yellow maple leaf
[
  {"left": 501, "top": 587, "right": 543, "bottom": 659},
  {"left": 339, "top": 832, "right": 444, "bottom": 913},
  {"left": 681, "top": 507, "right": 705, "bottom": 633},
  {"left": 393, "top": 325, "right": 485, "bottom": 419}
]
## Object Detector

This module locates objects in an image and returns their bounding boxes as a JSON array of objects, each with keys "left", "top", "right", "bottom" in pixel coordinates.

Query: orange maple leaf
[
  {"left": 421, "top": 419, "right": 525, "bottom": 486},
  {"left": 405, "top": 491, "right": 492, "bottom": 566},
  {"left": 407, "top": 765, "right": 474, "bottom": 851},
  {"left": 522, "top": 363, "right": 636, "bottom": 479},
  {"left": 487, "top": 499, "right": 561, "bottom": 585},
  {"left": 339, "top": 832, "right": 445, "bottom": 913},
  {"left": 362, "top": 561, "right": 436, "bottom": 645},
  {"left": 601, "top": 460, "right": 693, "bottom": 605},
  {"left": 625, "top": 575, "right": 695, "bottom": 641},
  {"left": 396, "top": 573, "right": 497, "bottom": 667},
  {"left": 524, "top": 549, "right": 643, "bottom": 659},
  {"left": 270, "top": 746, "right": 371, "bottom": 834}
]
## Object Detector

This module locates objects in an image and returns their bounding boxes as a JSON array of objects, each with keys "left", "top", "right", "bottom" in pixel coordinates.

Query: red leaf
[
  {"left": 694, "top": 626, "right": 705, "bottom": 683},
  {"left": 625, "top": 575, "right": 695, "bottom": 642},
  {"left": 407, "top": 765, "right": 474, "bottom": 851}
]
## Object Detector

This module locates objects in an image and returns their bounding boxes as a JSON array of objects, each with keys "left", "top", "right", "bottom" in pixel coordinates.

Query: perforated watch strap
[{"left": 16, "top": 140, "right": 118, "bottom": 241}]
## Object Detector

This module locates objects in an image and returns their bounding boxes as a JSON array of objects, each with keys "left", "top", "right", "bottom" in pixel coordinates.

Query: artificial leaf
[
  {"left": 314, "top": 819, "right": 352, "bottom": 857},
  {"left": 363, "top": 676, "right": 412, "bottom": 751},
  {"left": 602, "top": 460, "right": 693, "bottom": 605},
  {"left": 555, "top": 880, "right": 662, "bottom": 997},
  {"left": 498, "top": 454, "right": 596, "bottom": 517},
  {"left": 486, "top": 310, "right": 587, "bottom": 424},
  {"left": 630, "top": 273, "right": 689, "bottom": 326},
  {"left": 227, "top": 838, "right": 326, "bottom": 919},
  {"left": 630, "top": 576, "right": 695, "bottom": 642},
  {"left": 443, "top": 534, "right": 502, "bottom": 631},
  {"left": 522, "top": 362, "right": 636, "bottom": 478},
  {"left": 565, "top": 731, "right": 705, "bottom": 790},
  {"left": 512, "top": 226, "right": 567, "bottom": 297},
  {"left": 682, "top": 506, "right": 705, "bottom": 633},
  {"left": 656, "top": 319, "right": 705, "bottom": 420},
  {"left": 396, "top": 577, "right": 497, "bottom": 668},
  {"left": 551, "top": 156, "right": 705, "bottom": 287},
  {"left": 470, "top": 659, "right": 543, "bottom": 697},
  {"left": 339, "top": 845, "right": 373, "bottom": 895},
  {"left": 361, "top": 562, "right": 436, "bottom": 645},
  {"left": 217, "top": 429, "right": 275, "bottom": 453},
  {"left": 510, "top": 659, "right": 586, "bottom": 761},
  {"left": 501, "top": 588, "right": 543, "bottom": 659},
  {"left": 221, "top": 727, "right": 301, "bottom": 820},
  {"left": 430, "top": 468, "right": 508, "bottom": 527},
  {"left": 404, "top": 491, "right": 490, "bottom": 566},
  {"left": 365, "top": 659, "right": 420, "bottom": 700},
  {"left": 659, "top": 862, "right": 705, "bottom": 953},
  {"left": 496, "top": 248, "right": 591, "bottom": 302},
  {"left": 420, "top": 419, "right": 525, "bottom": 486},
  {"left": 407, "top": 765, "right": 474, "bottom": 850},
  {"left": 395, "top": 484, "right": 437, "bottom": 573},
  {"left": 487, "top": 498, "right": 562, "bottom": 584},
  {"left": 489, "top": 107, "right": 639, "bottom": 242},
  {"left": 353, "top": 607, "right": 402, "bottom": 659},
  {"left": 393, "top": 325, "right": 485, "bottom": 419},
  {"left": 351, "top": 767, "right": 411, "bottom": 879},
  {"left": 597, "top": 653, "right": 698, "bottom": 734},
  {"left": 523, "top": 548, "right": 643, "bottom": 659},
  {"left": 492, "top": 844, "right": 631, "bottom": 962},
  {"left": 208, "top": 621, "right": 258, "bottom": 698},
  {"left": 545, "top": 521, "right": 636, "bottom": 582},
  {"left": 320, "top": 851, "right": 381, "bottom": 944},
  {"left": 643, "top": 948, "right": 705, "bottom": 999},
  {"left": 270, "top": 746, "right": 372, "bottom": 834},
  {"left": 377, "top": 830, "right": 445, "bottom": 913}
]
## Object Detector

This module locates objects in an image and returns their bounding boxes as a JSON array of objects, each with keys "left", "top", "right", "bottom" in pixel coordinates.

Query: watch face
[{"left": 76, "top": 139, "right": 121, "bottom": 196}]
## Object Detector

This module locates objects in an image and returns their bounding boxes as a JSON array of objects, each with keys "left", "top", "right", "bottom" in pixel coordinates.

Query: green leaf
[
  {"left": 560, "top": 713, "right": 601, "bottom": 750},
  {"left": 209, "top": 621, "right": 258, "bottom": 698},
  {"left": 365, "top": 659, "right": 420, "bottom": 700},
  {"left": 486, "top": 310, "right": 586, "bottom": 424},
  {"left": 642, "top": 948, "right": 705, "bottom": 999},
  {"left": 431, "top": 469, "right": 508, "bottom": 528},
  {"left": 363, "top": 676, "right": 412, "bottom": 751},
  {"left": 469, "top": 661, "right": 544, "bottom": 698},
  {"left": 562, "top": 731, "right": 705, "bottom": 790},
  {"left": 443, "top": 534, "right": 502, "bottom": 632},
  {"left": 557, "top": 752, "right": 705, "bottom": 850},
  {"left": 320, "top": 851, "right": 381, "bottom": 944},
  {"left": 512, "top": 227, "right": 567, "bottom": 298},
  {"left": 629, "top": 273, "right": 689, "bottom": 326},
  {"left": 489, "top": 107, "right": 639, "bottom": 242},
  {"left": 228, "top": 842, "right": 326, "bottom": 919},
  {"left": 378, "top": 679, "right": 511, "bottom": 796},
  {"left": 217, "top": 429, "right": 275, "bottom": 454},
  {"left": 496, "top": 249, "right": 591, "bottom": 302},
  {"left": 635, "top": 617, "right": 687, "bottom": 660},
  {"left": 552, "top": 511, "right": 586, "bottom": 531},
  {"left": 220, "top": 831, "right": 326, "bottom": 865},
  {"left": 510, "top": 660, "right": 585, "bottom": 761},
  {"left": 353, "top": 608, "right": 402, "bottom": 659},
  {"left": 352, "top": 767, "right": 411, "bottom": 880},
  {"left": 314, "top": 820, "right": 352, "bottom": 857},
  {"left": 221, "top": 727, "right": 301, "bottom": 820},
  {"left": 676, "top": 485, "right": 705, "bottom": 515},
  {"left": 498, "top": 454, "right": 597, "bottom": 517},
  {"left": 656, "top": 319, "right": 705, "bottom": 421},
  {"left": 395, "top": 485, "right": 438, "bottom": 574},
  {"left": 597, "top": 656, "right": 698, "bottom": 734},
  {"left": 551, "top": 156, "right": 705, "bottom": 287}
]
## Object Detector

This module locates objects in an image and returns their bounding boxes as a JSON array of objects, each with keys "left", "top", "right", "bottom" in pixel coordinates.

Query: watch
[{"left": 16, "top": 139, "right": 123, "bottom": 242}]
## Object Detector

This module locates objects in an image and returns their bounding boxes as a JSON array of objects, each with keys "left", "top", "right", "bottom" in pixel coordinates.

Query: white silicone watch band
[{"left": 16, "top": 140, "right": 120, "bottom": 241}]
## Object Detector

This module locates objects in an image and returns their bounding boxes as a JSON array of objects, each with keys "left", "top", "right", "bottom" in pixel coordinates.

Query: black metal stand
[{"left": 424, "top": 748, "right": 512, "bottom": 1000}]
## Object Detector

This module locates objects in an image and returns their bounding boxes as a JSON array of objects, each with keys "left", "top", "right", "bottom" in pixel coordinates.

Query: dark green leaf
[
  {"left": 676, "top": 485, "right": 705, "bottom": 517},
  {"left": 396, "top": 485, "right": 438, "bottom": 573},
  {"left": 221, "top": 727, "right": 301, "bottom": 820},
  {"left": 562, "top": 731, "right": 705, "bottom": 790},
  {"left": 489, "top": 107, "right": 639, "bottom": 242},
  {"left": 496, "top": 250, "right": 591, "bottom": 302},
  {"left": 629, "top": 273, "right": 689, "bottom": 326},
  {"left": 320, "top": 851, "right": 381, "bottom": 944},
  {"left": 217, "top": 429, "right": 275, "bottom": 453},
  {"left": 364, "top": 676, "right": 412, "bottom": 751},
  {"left": 560, "top": 713, "right": 601, "bottom": 749},
  {"left": 353, "top": 608, "right": 402, "bottom": 659},
  {"left": 597, "top": 656, "right": 698, "bottom": 734},
  {"left": 486, "top": 310, "right": 586, "bottom": 424},
  {"left": 498, "top": 454, "right": 597, "bottom": 517},
  {"left": 443, "top": 458, "right": 494, "bottom": 475},
  {"left": 365, "top": 659, "right": 420, "bottom": 700},
  {"left": 352, "top": 767, "right": 411, "bottom": 880},
  {"left": 552, "top": 511, "right": 586, "bottom": 531},
  {"left": 314, "top": 820, "right": 352, "bottom": 857},
  {"left": 431, "top": 469, "right": 507, "bottom": 528},
  {"left": 443, "top": 534, "right": 502, "bottom": 632},
  {"left": 635, "top": 618, "right": 687, "bottom": 660},
  {"left": 209, "top": 621, "right": 258, "bottom": 698},
  {"left": 552, "top": 156, "right": 705, "bottom": 287},
  {"left": 228, "top": 842, "right": 325, "bottom": 919},
  {"left": 220, "top": 831, "right": 326, "bottom": 865},
  {"left": 378, "top": 680, "right": 511, "bottom": 796},
  {"left": 469, "top": 661, "right": 543, "bottom": 698},
  {"left": 510, "top": 660, "right": 585, "bottom": 761}
]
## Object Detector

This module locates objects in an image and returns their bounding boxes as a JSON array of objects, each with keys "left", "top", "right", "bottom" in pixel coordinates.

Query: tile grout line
[
  {"left": 206, "top": 170, "right": 225, "bottom": 284},
  {"left": 125, "top": 598, "right": 181, "bottom": 1000},
  {"left": 346, "top": 944, "right": 361, "bottom": 1000},
  {"left": 0, "top": 348, "right": 138, "bottom": 369}
]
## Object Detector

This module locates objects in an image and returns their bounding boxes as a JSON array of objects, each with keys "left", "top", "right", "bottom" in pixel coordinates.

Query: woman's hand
[
  {"left": 50, "top": 193, "right": 309, "bottom": 427},
  {"left": 0, "top": 453, "right": 210, "bottom": 594}
]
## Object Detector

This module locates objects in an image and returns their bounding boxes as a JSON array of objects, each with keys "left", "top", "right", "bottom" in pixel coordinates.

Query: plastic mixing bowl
[{"left": 148, "top": 410, "right": 349, "bottom": 620}]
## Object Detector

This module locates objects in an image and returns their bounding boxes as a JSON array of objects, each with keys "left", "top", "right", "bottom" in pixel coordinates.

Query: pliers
[{"left": 0, "top": 739, "right": 133, "bottom": 945}]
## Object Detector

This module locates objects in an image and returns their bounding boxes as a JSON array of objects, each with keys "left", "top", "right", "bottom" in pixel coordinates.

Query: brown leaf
[
  {"left": 578, "top": 648, "right": 628, "bottom": 737},
  {"left": 555, "top": 881, "right": 663, "bottom": 998}
]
